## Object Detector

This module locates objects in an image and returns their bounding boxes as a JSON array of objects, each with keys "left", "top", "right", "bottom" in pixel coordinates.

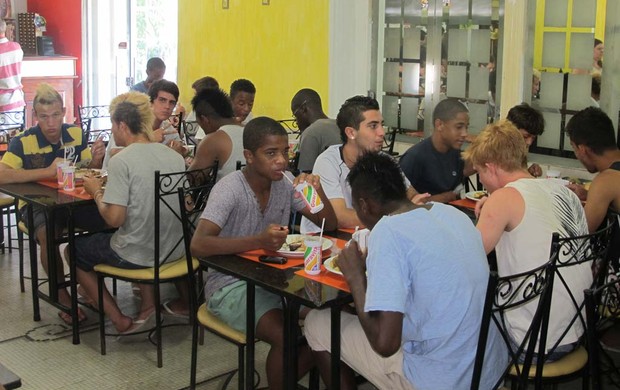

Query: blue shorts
[
  {"left": 207, "top": 280, "right": 283, "bottom": 333},
  {"left": 74, "top": 232, "right": 149, "bottom": 272}
]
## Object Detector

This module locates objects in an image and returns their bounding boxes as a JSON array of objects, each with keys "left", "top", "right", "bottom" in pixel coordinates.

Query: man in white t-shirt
[
  {"left": 301, "top": 95, "right": 427, "bottom": 233},
  {"left": 465, "top": 120, "right": 591, "bottom": 359}
]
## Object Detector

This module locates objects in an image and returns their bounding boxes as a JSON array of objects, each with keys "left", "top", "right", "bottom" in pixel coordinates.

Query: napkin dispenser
[{"left": 36, "top": 36, "right": 55, "bottom": 56}]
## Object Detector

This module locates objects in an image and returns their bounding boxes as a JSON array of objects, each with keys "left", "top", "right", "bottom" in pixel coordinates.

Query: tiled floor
[
  {"left": 1, "top": 227, "right": 619, "bottom": 389},
  {"left": 0, "top": 235, "right": 274, "bottom": 389}
]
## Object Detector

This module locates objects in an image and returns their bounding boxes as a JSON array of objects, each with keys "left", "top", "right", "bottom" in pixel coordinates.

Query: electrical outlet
[
  {"left": 222, "top": 0, "right": 229, "bottom": 9},
  {"left": 262, "top": 0, "right": 270, "bottom": 4}
]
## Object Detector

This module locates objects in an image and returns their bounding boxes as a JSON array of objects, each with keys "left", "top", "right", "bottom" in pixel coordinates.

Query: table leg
[
  {"left": 331, "top": 306, "right": 341, "bottom": 390},
  {"left": 283, "top": 299, "right": 300, "bottom": 389},
  {"left": 27, "top": 205, "right": 40, "bottom": 321},
  {"left": 67, "top": 208, "right": 80, "bottom": 345},
  {"left": 45, "top": 209, "right": 58, "bottom": 302},
  {"left": 246, "top": 281, "right": 255, "bottom": 390}
]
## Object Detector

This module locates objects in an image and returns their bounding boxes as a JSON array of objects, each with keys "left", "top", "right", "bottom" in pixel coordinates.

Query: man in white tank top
[
  {"left": 463, "top": 120, "right": 590, "bottom": 360},
  {"left": 188, "top": 88, "right": 245, "bottom": 182}
]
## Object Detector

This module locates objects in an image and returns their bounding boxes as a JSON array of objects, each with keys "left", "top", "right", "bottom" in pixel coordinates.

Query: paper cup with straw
[
  {"left": 283, "top": 173, "right": 324, "bottom": 214},
  {"left": 304, "top": 218, "right": 325, "bottom": 275}
]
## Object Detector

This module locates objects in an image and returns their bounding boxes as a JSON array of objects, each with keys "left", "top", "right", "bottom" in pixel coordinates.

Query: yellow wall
[{"left": 177, "top": 0, "right": 330, "bottom": 120}]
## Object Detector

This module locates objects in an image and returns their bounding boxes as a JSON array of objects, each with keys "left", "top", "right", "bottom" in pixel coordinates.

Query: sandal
[
  {"left": 162, "top": 300, "right": 189, "bottom": 320},
  {"left": 58, "top": 309, "right": 87, "bottom": 325}
]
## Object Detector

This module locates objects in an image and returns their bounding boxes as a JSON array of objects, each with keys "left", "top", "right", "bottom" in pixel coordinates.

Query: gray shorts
[
  {"left": 207, "top": 280, "right": 283, "bottom": 333},
  {"left": 74, "top": 232, "right": 149, "bottom": 272}
]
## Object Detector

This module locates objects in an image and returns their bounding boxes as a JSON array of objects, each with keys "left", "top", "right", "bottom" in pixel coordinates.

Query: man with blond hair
[
  {"left": 74, "top": 91, "right": 186, "bottom": 333},
  {"left": 464, "top": 120, "right": 590, "bottom": 361},
  {"left": 0, "top": 83, "right": 106, "bottom": 324}
]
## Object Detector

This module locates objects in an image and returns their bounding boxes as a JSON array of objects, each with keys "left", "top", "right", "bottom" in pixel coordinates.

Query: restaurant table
[
  {"left": 0, "top": 181, "right": 96, "bottom": 344},
  {"left": 199, "top": 231, "right": 354, "bottom": 390}
]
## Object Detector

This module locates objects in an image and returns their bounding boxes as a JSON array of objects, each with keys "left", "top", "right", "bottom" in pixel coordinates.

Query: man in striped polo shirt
[
  {"left": 0, "top": 83, "right": 105, "bottom": 324},
  {"left": 0, "top": 19, "right": 24, "bottom": 113}
]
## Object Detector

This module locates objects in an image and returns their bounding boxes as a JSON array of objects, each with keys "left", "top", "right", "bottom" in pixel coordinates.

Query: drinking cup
[
  {"left": 62, "top": 166, "right": 75, "bottom": 191},
  {"left": 56, "top": 161, "right": 68, "bottom": 185},
  {"left": 295, "top": 182, "right": 324, "bottom": 214},
  {"left": 288, "top": 139, "right": 299, "bottom": 160},
  {"left": 303, "top": 236, "right": 322, "bottom": 275}
]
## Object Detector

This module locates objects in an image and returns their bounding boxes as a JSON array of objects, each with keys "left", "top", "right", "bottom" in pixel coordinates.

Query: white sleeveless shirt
[{"left": 496, "top": 178, "right": 590, "bottom": 351}]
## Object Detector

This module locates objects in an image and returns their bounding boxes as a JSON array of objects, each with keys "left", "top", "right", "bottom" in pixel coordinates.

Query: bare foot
[{"left": 113, "top": 315, "right": 134, "bottom": 333}]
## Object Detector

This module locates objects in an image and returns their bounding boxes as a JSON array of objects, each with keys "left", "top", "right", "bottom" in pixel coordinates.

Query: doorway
[{"left": 82, "top": 0, "right": 178, "bottom": 107}]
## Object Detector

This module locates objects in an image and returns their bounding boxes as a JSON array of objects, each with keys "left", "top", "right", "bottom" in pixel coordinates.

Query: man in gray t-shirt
[
  {"left": 190, "top": 117, "right": 337, "bottom": 389},
  {"left": 291, "top": 89, "right": 341, "bottom": 172}
]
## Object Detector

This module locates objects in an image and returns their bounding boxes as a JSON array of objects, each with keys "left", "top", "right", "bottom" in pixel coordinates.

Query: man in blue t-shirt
[
  {"left": 305, "top": 153, "right": 507, "bottom": 390},
  {"left": 399, "top": 98, "right": 475, "bottom": 203}
]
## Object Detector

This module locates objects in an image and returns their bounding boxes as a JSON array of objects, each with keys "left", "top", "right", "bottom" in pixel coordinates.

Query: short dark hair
[
  {"left": 348, "top": 152, "right": 407, "bottom": 204},
  {"left": 432, "top": 98, "right": 468, "bottom": 123},
  {"left": 148, "top": 79, "right": 179, "bottom": 102},
  {"left": 192, "top": 76, "right": 219, "bottom": 93},
  {"left": 291, "top": 88, "right": 322, "bottom": 112},
  {"left": 506, "top": 103, "right": 545, "bottom": 136},
  {"left": 230, "top": 79, "right": 256, "bottom": 99},
  {"left": 566, "top": 107, "right": 616, "bottom": 155},
  {"left": 191, "top": 88, "right": 233, "bottom": 120},
  {"left": 336, "top": 96, "right": 380, "bottom": 143},
  {"left": 243, "top": 117, "right": 287, "bottom": 152},
  {"left": 146, "top": 57, "right": 166, "bottom": 71}
]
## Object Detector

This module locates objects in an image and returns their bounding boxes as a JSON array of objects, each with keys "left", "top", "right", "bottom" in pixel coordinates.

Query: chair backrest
[
  {"left": 277, "top": 118, "right": 300, "bottom": 137},
  {"left": 544, "top": 219, "right": 617, "bottom": 356},
  {"left": 182, "top": 120, "right": 200, "bottom": 146},
  {"left": 382, "top": 126, "right": 400, "bottom": 156},
  {"left": 0, "top": 107, "right": 26, "bottom": 143},
  {"left": 78, "top": 105, "right": 111, "bottom": 144},
  {"left": 584, "top": 262, "right": 620, "bottom": 390},
  {"left": 177, "top": 167, "right": 220, "bottom": 311},
  {"left": 471, "top": 261, "right": 556, "bottom": 390},
  {"left": 152, "top": 166, "right": 217, "bottom": 282}
]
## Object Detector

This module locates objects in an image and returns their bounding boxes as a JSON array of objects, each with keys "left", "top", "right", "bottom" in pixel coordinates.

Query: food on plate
[
  {"left": 281, "top": 238, "right": 307, "bottom": 252},
  {"left": 75, "top": 168, "right": 102, "bottom": 179},
  {"left": 472, "top": 191, "right": 488, "bottom": 199},
  {"left": 330, "top": 255, "right": 340, "bottom": 273}
]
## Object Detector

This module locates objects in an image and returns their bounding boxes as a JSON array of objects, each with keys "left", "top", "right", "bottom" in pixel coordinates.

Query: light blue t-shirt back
[{"left": 365, "top": 202, "right": 507, "bottom": 389}]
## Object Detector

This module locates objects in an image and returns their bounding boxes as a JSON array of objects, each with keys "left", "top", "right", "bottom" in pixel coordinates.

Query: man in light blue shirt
[{"left": 305, "top": 152, "right": 507, "bottom": 389}]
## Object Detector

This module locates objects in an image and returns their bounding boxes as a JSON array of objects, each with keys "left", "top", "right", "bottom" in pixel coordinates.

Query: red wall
[{"left": 27, "top": 0, "right": 83, "bottom": 116}]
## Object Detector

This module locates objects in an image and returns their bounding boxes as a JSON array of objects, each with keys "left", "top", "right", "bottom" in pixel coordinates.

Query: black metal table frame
[
  {"left": 0, "top": 183, "right": 96, "bottom": 345},
  {"left": 200, "top": 253, "right": 353, "bottom": 390}
]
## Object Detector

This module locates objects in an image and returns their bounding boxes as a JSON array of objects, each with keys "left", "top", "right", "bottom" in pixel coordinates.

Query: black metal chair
[
  {"left": 182, "top": 120, "right": 200, "bottom": 146},
  {"left": 93, "top": 167, "right": 214, "bottom": 367},
  {"left": 471, "top": 260, "right": 556, "bottom": 390},
  {"left": 178, "top": 170, "right": 256, "bottom": 390},
  {"left": 584, "top": 215, "right": 620, "bottom": 390},
  {"left": 78, "top": 105, "right": 111, "bottom": 144}
]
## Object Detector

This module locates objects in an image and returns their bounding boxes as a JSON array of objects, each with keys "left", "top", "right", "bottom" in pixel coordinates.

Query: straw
[
  {"left": 72, "top": 155, "right": 79, "bottom": 166},
  {"left": 282, "top": 172, "right": 294, "bottom": 185},
  {"left": 319, "top": 217, "right": 325, "bottom": 244}
]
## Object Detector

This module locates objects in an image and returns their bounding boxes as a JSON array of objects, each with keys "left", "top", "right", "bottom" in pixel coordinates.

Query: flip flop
[
  {"left": 119, "top": 311, "right": 156, "bottom": 336},
  {"left": 58, "top": 309, "right": 87, "bottom": 326},
  {"left": 162, "top": 300, "right": 189, "bottom": 320}
]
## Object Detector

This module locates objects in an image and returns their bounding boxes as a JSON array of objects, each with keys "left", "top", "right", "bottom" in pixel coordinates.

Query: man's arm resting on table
[
  {"left": 0, "top": 161, "right": 57, "bottom": 185},
  {"left": 475, "top": 187, "right": 522, "bottom": 254},
  {"left": 426, "top": 190, "right": 458, "bottom": 203},
  {"left": 190, "top": 219, "right": 288, "bottom": 257}
]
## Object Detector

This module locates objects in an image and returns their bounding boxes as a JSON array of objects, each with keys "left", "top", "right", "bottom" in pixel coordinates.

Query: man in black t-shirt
[{"left": 399, "top": 98, "right": 475, "bottom": 203}]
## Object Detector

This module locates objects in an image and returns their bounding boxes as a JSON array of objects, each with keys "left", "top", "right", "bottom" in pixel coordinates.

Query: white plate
[
  {"left": 323, "top": 255, "right": 342, "bottom": 275},
  {"left": 276, "top": 234, "right": 333, "bottom": 258},
  {"left": 465, "top": 191, "right": 488, "bottom": 202}
]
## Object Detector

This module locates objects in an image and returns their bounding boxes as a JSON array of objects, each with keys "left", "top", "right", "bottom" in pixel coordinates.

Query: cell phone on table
[{"left": 259, "top": 255, "right": 288, "bottom": 265}]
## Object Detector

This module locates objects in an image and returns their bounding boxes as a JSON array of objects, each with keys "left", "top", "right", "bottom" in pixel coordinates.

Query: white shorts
[{"left": 304, "top": 309, "right": 414, "bottom": 390}]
